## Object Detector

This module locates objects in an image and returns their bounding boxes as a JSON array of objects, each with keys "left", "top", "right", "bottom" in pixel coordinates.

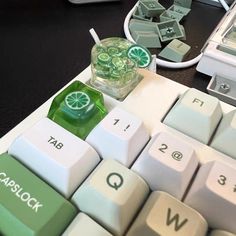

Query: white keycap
[
  {"left": 211, "top": 110, "right": 236, "bottom": 160},
  {"left": 71, "top": 159, "right": 149, "bottom": 236},
  {"left": 184, "top": 161, "right": 236, "bottom": 234},
  {"left": 62, "top": 213, "right": 112, "bottom": 236},
  {"left": 8, "top": 118, "right": 100, "bottom": 198},
  {"left": 163, "top": 88, "right": 222, "bottom": 144},
  {"left": 209, "top": 230, "right": 236, "bottom": 236},
  {"left": 132, "top": 132, "right": 198, "bottom": 199},
  {"left": 86, "top": 107, "right": 149, "bottom": 167},
  {"left": 127, "top": 191, "right": 208, "bottom": 236}
]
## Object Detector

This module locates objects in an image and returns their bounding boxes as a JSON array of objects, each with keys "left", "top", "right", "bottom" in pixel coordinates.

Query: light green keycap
[
  {"left": 163, "top": 88, "right": 222, "bottom": 144},
  {"left": 132, "top": 31, "right": 161, "bottom": 48},
  {"left": 210, "top": 230, "right": 236, "bottom": 236},
  {"left": 0, "top": 153, "right": 77, "bottom": 236},
  {"left": 127, "top": 191, "right": 208, "bottom": 236},
  {"left": 168, "top": 4, "right": 191, "bottom": 16},
  {"left": 158, "top": 39, "right": 191, "bottom": 62},
  {"left": 160, "top": 10, "right": 184, "bottom": 22},
  {"left": 139, "top": 0, "right": 165, "bottom": 17},
  {"left": 71, "top": 160, "right": 149, "bottom": 236},
  {"left": 132, "top": 5, "right": 153, "bottom": 21},
  {"left": 129, "top": 19, "right": 157, "bottom": 33},
  {"left": 211, "top": 110, "right": 236, "bottom": 159},
  {"left": 156, "top": 20, "right": 184, "bottom": 42},
  {"left": 63, "top": 213, "right": 113, "bottom": 236}
]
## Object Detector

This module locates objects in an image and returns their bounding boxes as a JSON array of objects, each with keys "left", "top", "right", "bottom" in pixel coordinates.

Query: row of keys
[
  {"left": 2, "top": 151, "right": 235, "bottom": 235},
  {"left": 63, "top": 213, "right": 236, "bottom": 236},
  {"left": 163, "top": 88, "right": 236, "bottom": 160},
  {"left": 8, "top": 105, "right": 149, "bottom": 198},
  {"left": 8, "top": 103, "right": 236, "bottom": 202},
  {"left": 47, "top": 80, "right": 236, "bottom": 162},
  {"left": 2, "top": 80, "right": 236, "bottom": 236},
  {"left": 6, "top": 103, "right": 236, "bottom": 232}
]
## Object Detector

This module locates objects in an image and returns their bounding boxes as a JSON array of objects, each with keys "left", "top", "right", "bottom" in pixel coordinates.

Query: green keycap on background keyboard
[
  {"left": 48, "top": 80, "right": 108, "bottom": 139},
  {"left": 0, "top": 153, "right": 77, "bottom": 236}
]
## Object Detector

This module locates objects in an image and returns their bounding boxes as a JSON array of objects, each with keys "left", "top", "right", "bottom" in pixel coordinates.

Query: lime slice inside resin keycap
[
  {"left": 65, "top": 91, "right": 90, "bottom": 110},
  {"left": 108, "top": 46, "right": 120, "bottom": 56},
  {"left": 98, "top": 53, "right": 111, "bottom": 64},
  {"left": 47, "top": 80, "right": 108, "bottom": 139},
  {"left": 112, "top": 57, "right": 125, "bottom": 68},
  {"left": 90, "top": 37, "right": 141, "bottom": 100},
  {"left": 127, "top": 45, "right": 152, "bottom": 68}
]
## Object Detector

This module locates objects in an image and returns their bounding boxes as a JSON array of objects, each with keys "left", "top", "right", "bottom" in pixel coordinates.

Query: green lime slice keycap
[
  {"left": 47, "top": 81, "right": 108, "bottom": 140},
  {"left": 127, "top": 45, "right": 152, "bottom": 68},
  {"left": 65, "top": 91, "right": 90, "bottom": 110}
]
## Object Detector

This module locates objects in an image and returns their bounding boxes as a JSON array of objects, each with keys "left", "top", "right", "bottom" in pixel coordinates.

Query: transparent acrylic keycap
[
  {"left": 90, "top": 37, "right": 151, "bottom": 100},
  {"left": 47, "top": 80, "right": 108, "bottom": 139}
]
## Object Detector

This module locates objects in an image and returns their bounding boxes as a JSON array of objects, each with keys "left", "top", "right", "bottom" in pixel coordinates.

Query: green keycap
[
  {"left": 158, "top": 39, "right": 191, "bottom": 62},
  {"left": 47, "top": 80, "right": 108, "bottom": 139},
  {"left": 0, "top": 153, "right": 77, "bottom": 236}
]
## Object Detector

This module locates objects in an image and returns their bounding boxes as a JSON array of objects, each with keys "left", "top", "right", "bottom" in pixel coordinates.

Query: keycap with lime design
[
  {"left": 127, "top": 45, "right": 152, "bottom": 68},
  {"left": 48, "top": 80, "right": 108, "bottom": 139},
  {"left": 90, "top": 37, "right": 142, "bottom": 100}
]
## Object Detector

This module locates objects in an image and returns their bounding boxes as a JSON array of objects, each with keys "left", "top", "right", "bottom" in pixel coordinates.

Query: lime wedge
[
  {"left": 97, "top": 53, "right": 111, "bottom": 64},
  {"left": 112, "top": 57, "right": 125, "bottom": 68},
  {"left": 107, "top": 46, "right": 120, "bottom": 56},
  {"left": 65, "top": 91, "right": 90, "bottom": 110},
  {"left": 127, "top": 45, "right": 151, "bottom": 68}
]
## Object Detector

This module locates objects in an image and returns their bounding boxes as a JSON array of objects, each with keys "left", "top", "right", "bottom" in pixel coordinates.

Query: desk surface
[{"left": 0, "top": 0, "right": 225, "bottom": 137}]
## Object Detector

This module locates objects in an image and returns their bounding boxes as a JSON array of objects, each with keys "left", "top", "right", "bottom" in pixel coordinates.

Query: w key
[{"left": 127, "top": 191, "right": 207, "bottom": 236}]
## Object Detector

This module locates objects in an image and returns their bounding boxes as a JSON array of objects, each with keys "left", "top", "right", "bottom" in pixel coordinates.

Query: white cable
[
  {"left": 218, "top": 0, "right": 230, "bottom": 11},
  {"left": 123, "top": 1, "right": 227, "bottom": 69}
]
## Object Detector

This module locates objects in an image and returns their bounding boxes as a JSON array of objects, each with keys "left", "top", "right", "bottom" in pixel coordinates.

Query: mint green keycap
[
  {"left": 0, "top": 153, "right": 77, "bottom": 236},
  {"left": 48, "top": 80, "right": 108, "bottom": 140}
]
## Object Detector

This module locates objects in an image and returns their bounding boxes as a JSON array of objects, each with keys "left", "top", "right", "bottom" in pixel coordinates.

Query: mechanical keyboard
[{"left": 1, "top": 66, "right": 236, "bottom": 236}]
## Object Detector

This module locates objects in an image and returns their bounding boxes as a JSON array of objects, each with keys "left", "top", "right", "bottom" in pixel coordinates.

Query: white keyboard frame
[{"left": 1, "top": 66, "right": 236, "bottom": 169}]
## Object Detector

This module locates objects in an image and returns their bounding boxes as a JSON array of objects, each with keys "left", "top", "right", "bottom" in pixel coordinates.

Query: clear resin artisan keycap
[
  {"left": 90, "top": 37, "right": 151, "bottom": 100},
  {"left": 48, "top": 80, "right": 108, "bottom": 139}
]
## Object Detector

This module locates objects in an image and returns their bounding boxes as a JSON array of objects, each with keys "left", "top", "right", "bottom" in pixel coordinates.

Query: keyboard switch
[
  {"left": 71, "top": 160, "right": 149, "bottom": 236},
  {"left": 163, "top": 88, "right": 222, "bottom": 144},
  {"left": 126, "top": 191, "right": 208, "bottom": 236},
  {"left": 0, "top": 153, "right": 77, "bottom": 236},
  {"left": 184, "top": 161, "right": 236, "bottom": 234},
  {"left": 8, "top": 118, "right": 100, "bottom": 198},
  {"left": 132, "top": 132, "right": 198, "bottom": 199},
  {"left": 86, "top": 107, "right": 149, "bottom": 167}
]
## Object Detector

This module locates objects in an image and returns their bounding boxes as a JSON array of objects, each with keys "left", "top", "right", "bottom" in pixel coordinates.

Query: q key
[{"left": 71, "top": 160, "right": 149, "bottom": 236}]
